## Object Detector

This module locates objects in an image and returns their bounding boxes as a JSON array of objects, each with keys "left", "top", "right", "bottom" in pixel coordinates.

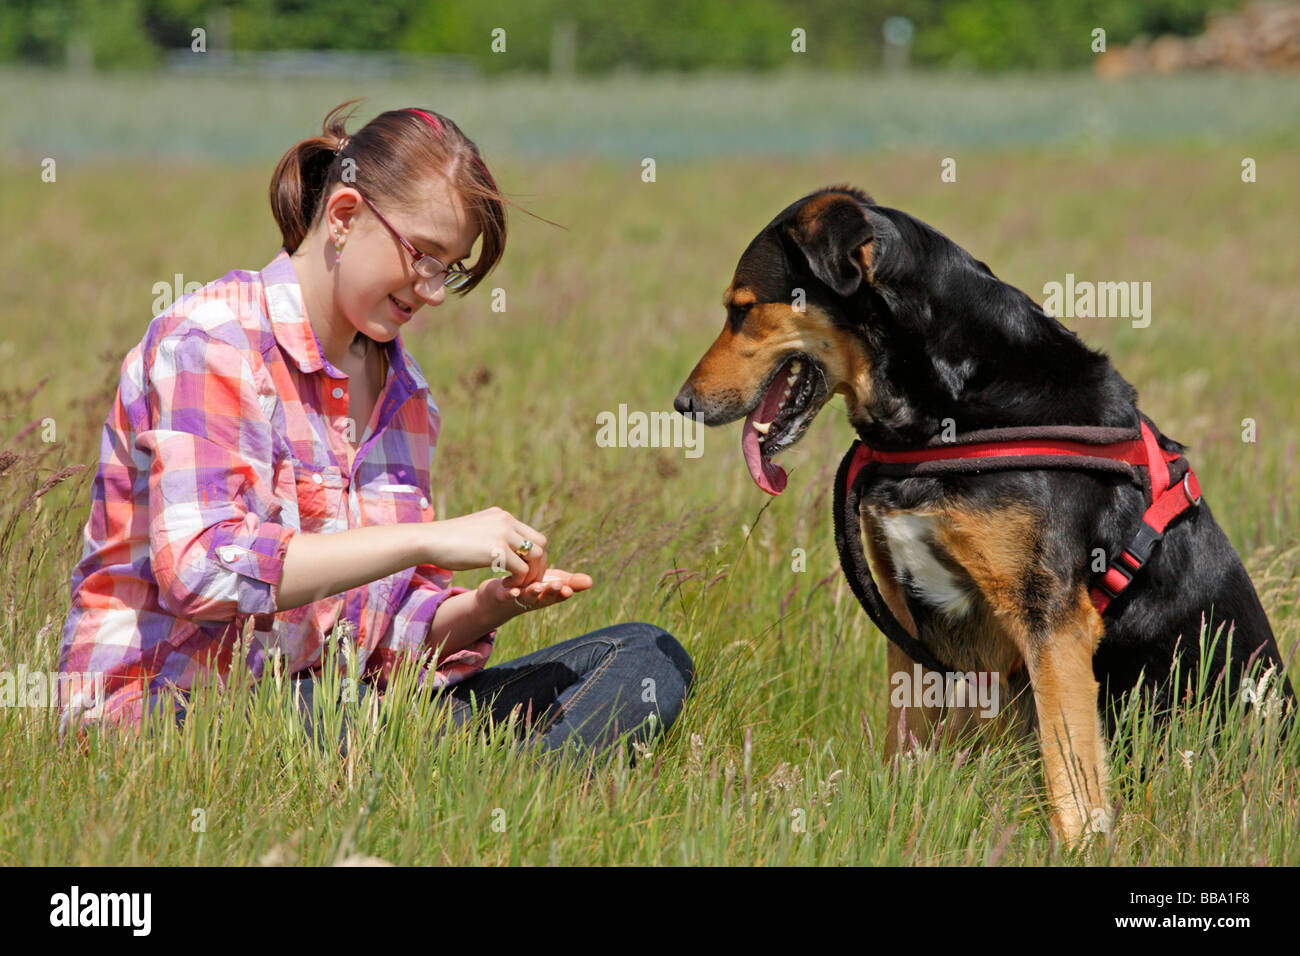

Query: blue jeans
[{"left": 270, "top": 621, "right": 693, "bottom": 760}]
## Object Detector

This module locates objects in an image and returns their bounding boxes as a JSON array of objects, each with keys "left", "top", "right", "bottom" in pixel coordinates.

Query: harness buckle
[
  {"left": 1096, "top": 521, "right": 1163, "bottom": 602},
  {"left": 1182, "top": 472, "right": 1202, "bottom": 506},
  {"left": 1124, "top": 520, "right": 1164, "bottom": 567}
]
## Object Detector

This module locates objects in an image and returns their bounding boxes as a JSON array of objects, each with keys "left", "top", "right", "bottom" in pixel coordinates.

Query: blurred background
[
  {"left": 4, "top": 1, "right": 1300, "bottom": 159},
  {"left": 5, "top": 0, "right": 1298, "bottom": 73}
]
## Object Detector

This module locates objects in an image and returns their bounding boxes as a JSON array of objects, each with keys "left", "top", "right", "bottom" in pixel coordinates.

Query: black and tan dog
[{"left": 674, "top": 185, "right": 1295, "bottom": 846}]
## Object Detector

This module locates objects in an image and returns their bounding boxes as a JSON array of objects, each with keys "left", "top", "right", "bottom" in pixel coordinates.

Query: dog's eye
[{"left": 727, "top": 302, "right": 752, "bottom": 329}]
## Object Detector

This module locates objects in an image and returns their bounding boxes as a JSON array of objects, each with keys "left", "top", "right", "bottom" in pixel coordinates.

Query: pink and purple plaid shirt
[{"left": 58, "top": 247, "right": 495, "bottom": 735}]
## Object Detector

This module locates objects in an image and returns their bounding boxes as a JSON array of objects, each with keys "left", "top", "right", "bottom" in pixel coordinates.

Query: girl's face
[{"left": 323, "top": 174, "right": 480, "bottom": 341}]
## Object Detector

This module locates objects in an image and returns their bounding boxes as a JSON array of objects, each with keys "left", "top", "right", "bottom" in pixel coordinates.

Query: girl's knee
[{"left": 609, "top": 621, "right": 694, "bottom": 687}]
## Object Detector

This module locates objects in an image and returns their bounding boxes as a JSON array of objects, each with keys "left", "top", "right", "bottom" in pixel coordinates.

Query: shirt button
[
  {"left": 419, "top": 497, "right": 429, "bottom": 509},
  {"left": 332, "top": 386, "right": 344, "bottom": 399},
  {"left": 220, "top": 546, "right": 239, "bottom": 561},
  {"left": 312, "top": 473, "right": 323, "bottom": 485}
]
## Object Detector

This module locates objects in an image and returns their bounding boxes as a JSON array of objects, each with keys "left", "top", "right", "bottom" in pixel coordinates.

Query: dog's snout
[{"left": 673, "top": 384, "right": 696, "bottom": 415}]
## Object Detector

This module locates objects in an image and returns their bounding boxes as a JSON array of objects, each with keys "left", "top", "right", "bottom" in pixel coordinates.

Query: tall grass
[{"left": 1, "top": 94, "right": 1296, "bottom": 863}]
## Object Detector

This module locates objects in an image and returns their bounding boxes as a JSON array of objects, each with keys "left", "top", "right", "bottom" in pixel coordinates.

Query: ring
[
  {"left": 513, "top": 595, "right": 529, "bottom": 611},
  {"left": 514, "top": 538, "right": 533, "bottom": 559}
]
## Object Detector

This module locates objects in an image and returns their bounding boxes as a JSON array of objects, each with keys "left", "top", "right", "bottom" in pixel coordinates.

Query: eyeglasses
[{"left": 356, "top": 191, "right": 472, "bottom": 294}]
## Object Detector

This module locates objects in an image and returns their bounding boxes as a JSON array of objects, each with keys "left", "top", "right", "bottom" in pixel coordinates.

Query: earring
[{"left": 333, "top": 230, "right": 344, "bottom": 262}]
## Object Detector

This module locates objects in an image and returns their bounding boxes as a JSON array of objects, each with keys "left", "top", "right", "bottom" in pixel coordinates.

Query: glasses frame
[{"left": 355, "top": 191, "right": 472, "bottom": 293}]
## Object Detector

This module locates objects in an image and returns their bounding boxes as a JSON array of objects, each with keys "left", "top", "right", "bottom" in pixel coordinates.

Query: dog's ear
[{"left": 784, "top": 193, "right": 874, "bottom": 297}]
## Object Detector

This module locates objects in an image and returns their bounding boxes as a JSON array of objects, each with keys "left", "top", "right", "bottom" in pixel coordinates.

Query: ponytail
[{"left": 268, "top": 100, "right": 361, "bottom": 253}]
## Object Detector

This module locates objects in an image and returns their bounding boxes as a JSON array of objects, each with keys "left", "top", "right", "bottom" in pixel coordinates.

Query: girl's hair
[{"left": 269, "top": 98, "right": 509, "bottom": 296}]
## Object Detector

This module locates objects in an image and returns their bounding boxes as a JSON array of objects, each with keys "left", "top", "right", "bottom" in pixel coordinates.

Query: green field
[{"left": 2, "top": 70, "right": 1298, "bottom": 865}]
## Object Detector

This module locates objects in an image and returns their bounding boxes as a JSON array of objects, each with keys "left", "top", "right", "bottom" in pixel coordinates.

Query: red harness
[{"left": 834, "top": 415, "right": 1202, "bottom": 674}]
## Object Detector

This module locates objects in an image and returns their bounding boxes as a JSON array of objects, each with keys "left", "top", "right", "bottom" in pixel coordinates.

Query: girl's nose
[{"left": 415, "top": 283, "right": 446, "bottom": 307}]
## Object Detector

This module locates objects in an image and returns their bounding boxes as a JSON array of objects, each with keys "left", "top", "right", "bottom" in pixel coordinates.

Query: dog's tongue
[{"left": 741, "top": 370, "right": 791, "bottom": 496}]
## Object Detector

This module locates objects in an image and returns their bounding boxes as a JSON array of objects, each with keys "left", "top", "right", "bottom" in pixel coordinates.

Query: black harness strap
[{"left": 833, "top": 437, "right": 955, "bottom": 674}]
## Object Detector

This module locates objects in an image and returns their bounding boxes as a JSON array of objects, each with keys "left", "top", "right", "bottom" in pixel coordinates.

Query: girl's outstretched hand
[{"left": 482, "top": 568, "right": 593, "bottom": 616}]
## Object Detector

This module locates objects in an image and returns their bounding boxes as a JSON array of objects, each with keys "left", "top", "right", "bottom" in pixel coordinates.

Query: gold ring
[{"left": 514, "top": 538, "right": 533, "bottom": 559}]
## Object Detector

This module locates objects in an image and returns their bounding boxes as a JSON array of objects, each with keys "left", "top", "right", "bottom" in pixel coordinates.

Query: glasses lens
[
  {"left": 444, "top": 270, "right": 471, "bottom": 290},
  {"left": 413, "top": 275, "right": 441, "bottom": 299},
  {"left": 413, "top": 255, "right": 441, "bottom": 279}
]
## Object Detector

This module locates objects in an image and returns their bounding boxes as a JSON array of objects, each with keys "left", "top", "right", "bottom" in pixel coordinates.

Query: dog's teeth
[
  {"left": 752, "top": 420, "right": 772, "bottom": 435},
  {"left": 782, "top": 388, "right": 791, "bottom": 401},
  {"left": 786, "top": 372, "right": 798, "bottom": 385},
  {"left": 790, "top": 360, "right": 802, "bottom": 374}
]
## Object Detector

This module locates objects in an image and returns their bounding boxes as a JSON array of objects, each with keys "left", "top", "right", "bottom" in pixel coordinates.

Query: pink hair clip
[
  {"left": 405, "top": 108, "right": 444, "bottom": 134},
  {"left": 405, "top": 108, "right": 498, "bottom": 191}
]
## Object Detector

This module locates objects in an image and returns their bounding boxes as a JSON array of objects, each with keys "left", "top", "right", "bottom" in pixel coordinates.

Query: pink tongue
[{"left": 741, "top": 368, "right": 792, "bottom": 496}]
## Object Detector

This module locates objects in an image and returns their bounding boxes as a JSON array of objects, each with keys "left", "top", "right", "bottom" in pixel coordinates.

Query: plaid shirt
[{"left": 58, "top": 248, "right": 494, "bottom": 735}]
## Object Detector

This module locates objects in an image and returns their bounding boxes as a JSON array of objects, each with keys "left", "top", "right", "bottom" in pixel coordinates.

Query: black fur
[{"left": 737, "top": 186, "right": 1295, "bottom": 733}]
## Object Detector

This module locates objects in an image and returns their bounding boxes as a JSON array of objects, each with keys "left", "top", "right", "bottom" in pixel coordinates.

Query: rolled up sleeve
[{"left": 137, "top": 330, "right": 296, "bottom": 623}]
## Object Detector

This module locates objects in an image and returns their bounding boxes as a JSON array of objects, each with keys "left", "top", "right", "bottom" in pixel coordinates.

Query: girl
[{"left": 58, "top": 100, "right": 693, "bottom": 758}]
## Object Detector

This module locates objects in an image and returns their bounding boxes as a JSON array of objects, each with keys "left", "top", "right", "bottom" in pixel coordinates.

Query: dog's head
[{"left": 673, "top": 185, "right": 1109, "bottom": 495}]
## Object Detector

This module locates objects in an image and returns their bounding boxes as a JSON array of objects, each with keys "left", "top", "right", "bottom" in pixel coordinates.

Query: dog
[{"left": 674, "top": 185, "right": 1295, "bottom": 847}]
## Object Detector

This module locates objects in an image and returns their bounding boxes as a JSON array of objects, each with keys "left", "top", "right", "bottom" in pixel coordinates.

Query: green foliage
[
  {"left": 0, "top": 0, "right": 159, "bottom": 68},
  {"left": 0, "top": 0, "right": 1250, "bottom": 73},
  {"left": 913, "top": 0, "right": 1235, "bottom": 70}
]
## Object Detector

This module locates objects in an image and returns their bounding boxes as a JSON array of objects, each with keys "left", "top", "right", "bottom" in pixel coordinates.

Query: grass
[{"left": 0, "top": 72, "right": 1297, "bottom": 865}]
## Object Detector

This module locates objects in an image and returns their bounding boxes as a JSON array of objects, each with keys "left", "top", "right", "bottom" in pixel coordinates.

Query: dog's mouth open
[{"left": 741, "top": 353, "right": 829, "bottom": 495}]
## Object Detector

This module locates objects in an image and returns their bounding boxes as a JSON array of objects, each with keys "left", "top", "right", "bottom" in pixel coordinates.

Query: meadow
[{"left": 1, "top": 69, "right": 1297, "bottom": 865}]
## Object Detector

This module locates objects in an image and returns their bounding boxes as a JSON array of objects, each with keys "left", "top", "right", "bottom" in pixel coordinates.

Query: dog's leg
[
  {"left": 864, "top": 508, "right": 988, "bottom": 756},
  {"left": 864, "top": 508, "right": 936, "bottom": 757},
  {"left": 934, "top": 506, "right": 1110, "bottom": 848},
  {"left": 884, "top": 640, "right": 945, "bottom": 757},
  {"left": 1022, "top": 590, "right": 1111, "bottom": 847}
]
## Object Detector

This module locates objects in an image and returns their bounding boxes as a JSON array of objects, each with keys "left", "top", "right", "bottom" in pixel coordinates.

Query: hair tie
[{"left": 333, "top": 134, "right": 350, "bottom": 155}]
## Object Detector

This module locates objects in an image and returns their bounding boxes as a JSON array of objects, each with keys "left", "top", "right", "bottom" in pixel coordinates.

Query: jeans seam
[{"left": 541, "top": 638, "right": 620, "bottom": 736}]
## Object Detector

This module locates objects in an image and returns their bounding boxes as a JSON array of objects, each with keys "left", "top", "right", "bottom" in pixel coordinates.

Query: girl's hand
[
  {"left": 480, "top": 569, "right": 593, "bottom": 617},
  {"left": 425, "top": 507, "right": 548, "bottom": 584}
]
